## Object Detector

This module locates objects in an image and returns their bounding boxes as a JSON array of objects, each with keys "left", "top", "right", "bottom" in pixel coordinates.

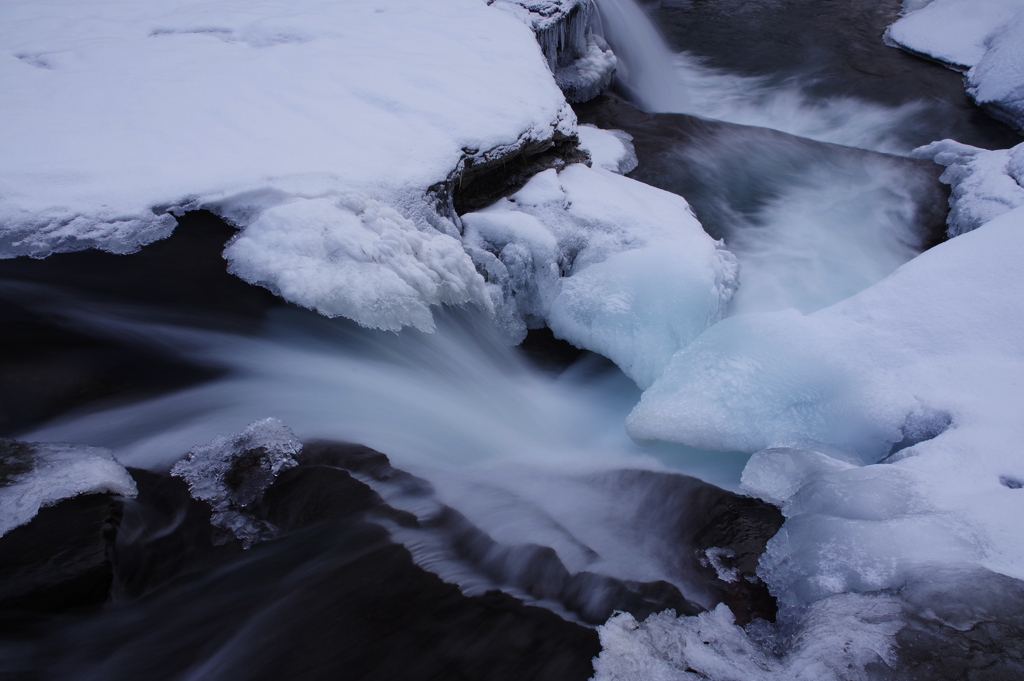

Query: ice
[
  {"left": 912, "top": 139, "right": 1024, "bottom": 237},
  {"left": 886, "top": 0, "right": 1024, "bottom": 131},
  {"left": 0, "top": 0, "right": 572, "bottom": 331},
  {"left": 0, "top": 439, "right": 137, "bottom": 537},
  {"left": 463, "top": 164, "right": 738, "bottom": 387},
  {"left": 628, "top": 195, "right": 1024, "bottom": 607},
  {"left": 555, "top": 34, "right": 617, "bottom": 104},
  {"left": 576, "top": 124, "right": 638, "bottom": 174},
  {"left": 593, "top": 596, "right": 902, "bottom": 681},
  {"left": 223, "top": 193, "right": 489, "bottom": 332},
  {"left": 170, "top": 418, "right": 300, "bottom": 547}
]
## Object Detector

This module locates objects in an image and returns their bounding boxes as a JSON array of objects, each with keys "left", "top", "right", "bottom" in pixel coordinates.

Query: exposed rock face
[
  {"left": 0, "top": 492, "right": 121, "bottom": 613},
  {"left": 9, "top": 442, "right": 602, "bottom": 681},
  {"left": 587, "top": 469, "right": 783, "bottom": 625}
]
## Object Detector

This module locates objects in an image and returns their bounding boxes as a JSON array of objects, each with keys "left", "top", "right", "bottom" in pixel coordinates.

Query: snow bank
[
  {"left": 616, "top": 190, "right": 1024, "bottom": 674},
  {"left": 886, "top": 0, "right": 1024, "bottom": 131},
  {"left": 912, "top": 139, "right": 1024, "bottom": 237},
  {"left": 171, "top": 418, "right": 299, "bottom": 547},
  {"left": 463, "top": 164, "right": 738, "bottom": 387},
  {"left": 0, "top": 0, "right": 574, "bottom": 330},
  {"left": 0, "top": 439, "right": 136, "bottom": 537}
]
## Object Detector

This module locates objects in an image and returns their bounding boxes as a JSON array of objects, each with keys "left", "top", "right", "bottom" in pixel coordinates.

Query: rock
[
  {"left": 589, "top": 468, "right": 784, "bottom": 625},
  {"left": 0, "top": 492, "right": 121, "bottom": 613}
]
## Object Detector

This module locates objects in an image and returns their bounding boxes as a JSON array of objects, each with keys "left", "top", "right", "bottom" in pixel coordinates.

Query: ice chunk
[
  {"left": 171, "top": 418, "right": 300, "bottom": 547},
  {"left": 0, "top": 439, "right": 137, "bottom": 537},
  {"left": 576, "top": 124, "right": 637, "bottom": 174},
  {"left": 463, "top": 164, "right": 738, "bottom": 387},
  {"left": 592, "top": 596, "right": 902, "bottom": 681},
  {"left": 630, "top": 201, "right": 1024, "bottom": 597},
  {"left": 912, "top": 139, "right": 1024, "bottom": 237},
  {"left": 223, "top": 194, "right": 490, "bottom": 333}
]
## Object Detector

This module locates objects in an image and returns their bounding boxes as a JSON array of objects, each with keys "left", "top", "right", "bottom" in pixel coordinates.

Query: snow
[
  {"left": 886, "top": 0, "right": 1024, "bottom": 130},
  {"left": 0, "top": 0, "right": 574, "bottom": 331},
  {"left": 576, "top": 124, "right": 638, "bottom": 174},
  {"left": 463, "top": 164, "right": 738, "bottom": 387},
  {"left": 0, "top": 439, "right": 137, "bottom": 537},
  {"left": 912, "top": 139, "right": 1024, "bottom": 237},
  {"left": 223, "top": 193, "right": 490, "bottom": 332},
  {"left": 624, "top": 194, "right": 1024, "bottom": 623},
  {"left": 170, "top": 418, "right": 300, "bottom": 547}
]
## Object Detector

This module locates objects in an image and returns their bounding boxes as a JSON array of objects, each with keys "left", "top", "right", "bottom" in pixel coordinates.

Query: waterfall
[{"left": 591, "top": 0, "right": 689, "bottom": 112}]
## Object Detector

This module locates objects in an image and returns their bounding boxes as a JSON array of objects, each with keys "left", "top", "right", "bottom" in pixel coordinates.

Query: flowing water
[{"left": 1, "top": 0, "right": 995, "bottom": 677}]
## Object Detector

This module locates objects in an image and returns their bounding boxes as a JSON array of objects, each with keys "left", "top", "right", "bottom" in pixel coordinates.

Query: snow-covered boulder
[
  {"left": 463, "top": 164, "right": 738, "bottom": 387},
  {"left": 912, "top": 139, "right": 1024, "bottom": 237},
  {"left": 0, "top": 0, "right": 576, "bottom": 332},
  {"left": 0, "top": 438, "right": 136, "bottom": 537},
  {"left": 886, "top": 0, "right": 1024, "bottom": 131}
]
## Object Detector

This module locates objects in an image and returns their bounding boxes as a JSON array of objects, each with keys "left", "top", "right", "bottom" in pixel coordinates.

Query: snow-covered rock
[
  {"left": 576, "top": 124, "right": 638, "bottom": 174},
  {"left": 171, "top": 418, "right": 300, "bottom": 547},
  {"left": 0, "top": 439, "right": 136, "bottom": 537},
  {"left": 912, "top": 139, "right": 1024, "bottom": 237},
  {"left": 0, "top": 0, "right": 575, "bottom": 331},
  {"left": 886, "top": 0, "right": 1024, "bottom": 131},
  {"left": 463, "top": 164, "right": 738, "bottom": 387}
]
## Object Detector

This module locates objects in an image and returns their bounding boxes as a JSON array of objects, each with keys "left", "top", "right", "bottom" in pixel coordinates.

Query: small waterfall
[{"left": 592, "top": 0, "right": 688, "bottom": 112}]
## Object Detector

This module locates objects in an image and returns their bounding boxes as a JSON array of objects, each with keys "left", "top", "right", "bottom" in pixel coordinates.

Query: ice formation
[
  {"left": 0, "top": 439, "right": 137, "bottom": 537},
  {"left": 611, "top": 165, "right": 1024, "bottom": 674},
  {"left": 576, "top": 125, "right": 638, "bottom": 175},
  {"left": 223, "top": 193, "right": 490, "bottom": 332},
  {"left": 171, "top": 418, "right": 300, "bottom": 547},
  {"left": 0, "top": 0, "right": 574, "bottom": 331},
  {"left": 912, "top": 139, "right": 1024, "bottom": 237},
  {"left": 887, "top": 0, "right": 1024, "bottom": 131},
  {"left": 463, "top": 164, "right": 738, "bottom": 387}
]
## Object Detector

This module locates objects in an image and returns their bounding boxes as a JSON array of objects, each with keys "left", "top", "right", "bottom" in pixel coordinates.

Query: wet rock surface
[
  {"left": 0, "top": 492, "right": 121, "bottom": 615},
  {"left": 0, "top": 438, "right": 792, "bottom": 680}
]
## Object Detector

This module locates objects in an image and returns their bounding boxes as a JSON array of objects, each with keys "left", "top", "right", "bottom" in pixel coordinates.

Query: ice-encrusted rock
[
  {"left": 223, "top": 194, "right": 490, "bottom": 332},
  {"left": 911, "top": 139, "right": 1024, "bottom": 237},
  {"left": 171, "top": 418, "right": 300, "bottom": 547},
  {"left": 498, "top": 0, "right": 616, "bottom": 103},
  {"left": 886, "top": 0, "right": 1024, "bottom": 131},
  {"left": 463, "top": 164, "right": 738, "bottom": 387},
  {"left": 0, "top": 0, "right": 575, "bottom": 332},
  {"left": 0, "top": 438, "right": 136, "bottom": 537},
  {"left": 576, "top": 124, "right": 637, "bottom": 175}
]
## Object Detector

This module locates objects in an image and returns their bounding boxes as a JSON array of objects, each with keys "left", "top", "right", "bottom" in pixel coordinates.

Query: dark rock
[
  {"left": 444, "top": 134, "right": 591, "bottom": 218},
  {"left": 15, "top": 457, "right": 600, "bottom": 681},
  {"left": 0, "top": 493, "right": 121, "bottom": 614},
  {"left": 893, "top": 568, "right": 1024, "bottom": 680},
  {"left": 589, "top": 469, "right": 784, "bottom": 625},
  {"left": 113, "top": 468, "right": 244, "bottom": 600}
]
